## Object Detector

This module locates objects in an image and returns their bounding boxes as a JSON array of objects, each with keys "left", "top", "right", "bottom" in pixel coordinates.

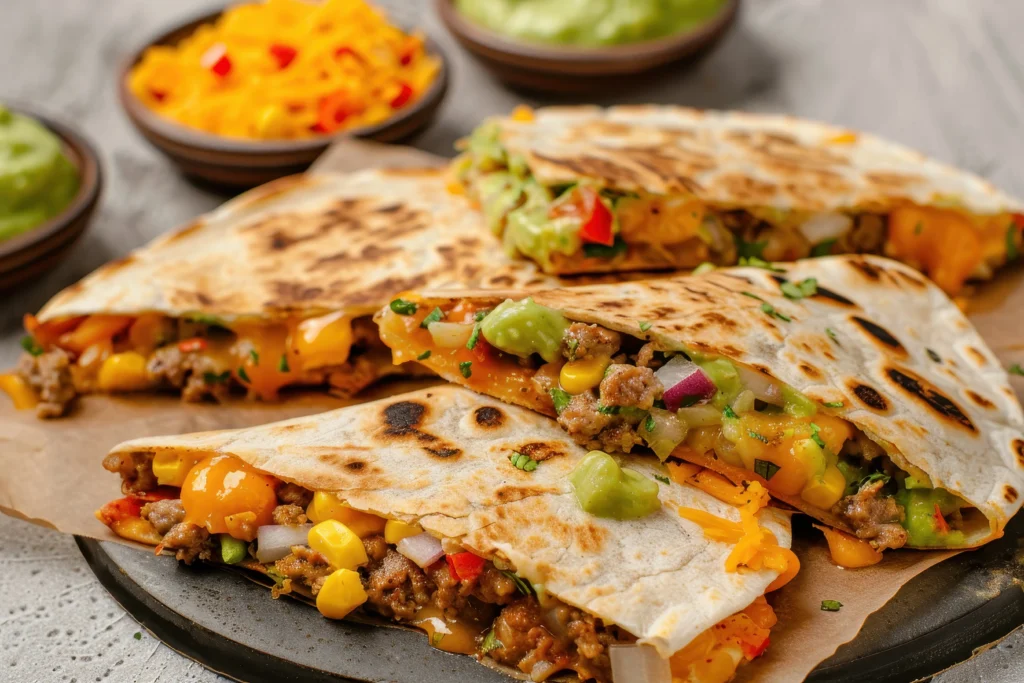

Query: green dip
[
  {"left": 454, "top": 0, "right": 726, "bottom": 47},
  {"left": 0, "top": 104, "right": 80, "bottom": 242}
]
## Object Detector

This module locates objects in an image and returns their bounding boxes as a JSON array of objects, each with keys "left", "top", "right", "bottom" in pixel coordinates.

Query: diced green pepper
[
  {"left": 782, "top": 386, "right": 818, "bottom": 417},
  {"left": 569, "top": 451, "right": 662, "bottom": 520},
  {"left": 220, "top": 535, "right": 248, "bottom": 564},
  {"left": 895, "top": 488, "right": 967, "bottom": 547},
  {"left": 697, "top": 358, "right": 742, "bottom": 409},
  {"left": 480, "top": 297, "right": 569, "bottom": 363},
  {"left": 836, "top": 459, "right": 868, "bottom": 496}
]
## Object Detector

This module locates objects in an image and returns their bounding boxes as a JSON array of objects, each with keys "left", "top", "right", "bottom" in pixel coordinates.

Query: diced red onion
[
  {"left": 655, "top": 356, "right": 716, "bottom": 411},
  {"left": 798, "top": 212, "right": 852, "bottom": 243},
  {"left": 609, "top": 644, "right": 672, "bottom": 683},
  {"left": 734, "top": 364, "right": 783, "bottom": 405},
  {"left": 396, "top": 532, "right": 444, "bottom": 568},
  {"left": 644, "top": 408, "right": 687, "bottom": 461},
  {"left": 256, "top": 524, "right": 312, "bottom": 563},
  {"left": 427, "top": 321, "right": 474, "bottom": 348}
]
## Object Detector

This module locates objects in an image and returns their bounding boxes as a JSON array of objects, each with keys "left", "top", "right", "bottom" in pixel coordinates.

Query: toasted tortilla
[
  {"left": 377, "top": 255, "right": 1024, "bottom": 548},
  {"left": 106, "top": 385, "right": 791, "bottom": 659}
]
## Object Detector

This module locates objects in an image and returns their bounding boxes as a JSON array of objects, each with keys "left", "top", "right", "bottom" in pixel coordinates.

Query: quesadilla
[
  {"left": 97, "top": 386, "right": 795, "bottom": 683},
  {"left": 2, "top": 168, "right": 561, "bottom": 419},
  {"left": 376, "top": 255, "right": 1024, "bottom": 553},
  {"left": 452, "top": 105, "right": 1023, "bottom": 293}
]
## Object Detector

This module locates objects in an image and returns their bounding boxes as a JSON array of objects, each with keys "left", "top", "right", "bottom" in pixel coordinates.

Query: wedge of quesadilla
[
  {"left": 377, "top": 255, "right": 1024, "bottom": 553},
  {"left": 97, "top": 386, "right": 795, "bottom": 683},
  {"left": 1, "top": 168, "right": 561, "bottom": 419},
  {"left": 452, "top": 105, "right": 1023, "bottom": 293}
]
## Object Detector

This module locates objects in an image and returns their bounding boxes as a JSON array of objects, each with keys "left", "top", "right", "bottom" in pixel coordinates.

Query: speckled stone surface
[{"left": 4, "top": 0, "right": 1024, "bottom": 681}]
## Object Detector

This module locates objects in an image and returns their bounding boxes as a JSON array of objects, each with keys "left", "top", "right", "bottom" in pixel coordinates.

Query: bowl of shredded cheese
[{"left": 119, "top": 0, "right": 448, "bottom": 188}]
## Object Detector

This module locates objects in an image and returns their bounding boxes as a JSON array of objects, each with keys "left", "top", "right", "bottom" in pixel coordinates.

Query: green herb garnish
[
  {"left": 510, "top": 451, "right": 539, "bottom": 472},
  {"left": 431, "top": 632, "right": 445, "bottom": 647},
  {"left": 822, "top": 401, "right": 844, "bottom": 408},
  {"left": 582, "top": 235, "right": 628, "bottom": 259},
  {"left": 550, "top": 388, "right": 572, "bottom": 415},
  {"left": 739, "top": 256, "right": 784, "bottom": 272},
  {"left": 809, "top": 423, "right": 826, "bottom": 449},
  {"left": 821, "top": 600, "right": 843, "bottom": 612},
  {"left": 459, "top": 361, "right": 473, "bottom": 378},
  {"left": 654, "top": 474, "right": 670, "bottom": 484},
  {"left": 474, "top": 309, "right": 491, "bottom": 322},
  {"left": 810, "top": 239, "right": 836, "bottom": 257},
  {"left": 278, "top": 354, "right": 290, "bottom": 372},
  {"left": 748, "top": 430, "right": 769, "bottom": 443},
  {"left": 754, "top": 459, "right": 780, "bottom": 480},
  {"left": 826, "top": 327, "right": 839, "bottom": 343},
  {"left": 1009, "top": 364, "right": 1024, "bottom": 376},
  {"left": 420, "top": 307, "right": 444, "bottom": 328},
  {"left": 735, "top": 235, "right": 768, "bottom": 259},
  {"left": 20, "top": 335, "right": 43, "bottom": 356},
  {"left": 639, "top": 321, "right": 652, "bottom": 333},
  {"left": 390, "top": 298, "right": 418, "bottom": 315},
  {"left": 597, "top": 403, "right": 620, "bottom": 415},
  {"left": 645, "top": 414, "right": 656, "bottom": 432},
  {"left": 760, "top": 302, "right": 791, "bottom": 322},
  {"left": 500, "top": 570, "right": 534, "bottom": 595},
  {"left": 417, "top": 350, "right": 432, "bottom": 360},
  {"left": 723, "top": 405, "right": 738, "bottom": 420},
  {"left": 858, "top": 472, "right": 890, "bottom": 489},
  {"left": 780, "top": 277, "right": 818, "bottom": 300},
  {"left": 133, "top": 632, "right": 142, "bottom": 641},
  {"left": 466, "top": 323, "right": 481, "bottom": 350},
  {"left": 237, "top": 366, "right": 250, "bottom": 383},
  {"left": 249, "top": 349, "right": 259, "bottom": 366},
  {"left": 203, "top": 370, "right": 230, "bottom": 384},
  {"left": 692, "top": 262, "right": 717, "bottom": 275},
  {"left": 265, "top": 567, "right": 288, "bottom": 587},
  {"left": 480, "top": 629, "right": 504, "bottom": 653},
  {"left": 566, "top": 338, "right": 579, "bottom": 360},
  {"left": 185, "top": 313, "right": 223, "bottom": 326}
]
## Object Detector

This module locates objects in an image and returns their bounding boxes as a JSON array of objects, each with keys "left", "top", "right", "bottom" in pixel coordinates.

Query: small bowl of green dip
[
  {"left": 436, "top": 0, "right": 739, "bottom": 92},
  {"left": 0, "top": 103, "right": 102, "bottom": 291}
]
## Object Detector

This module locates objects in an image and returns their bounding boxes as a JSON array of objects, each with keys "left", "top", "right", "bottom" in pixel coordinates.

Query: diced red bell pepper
[
  {"left": 178, "top": 337, "right": 208, "bottom": 353},
  {"left": 549, "top": 187, "right": 614, "bottom": 246},
  {"left": 470, "top": 336, "right": 494, "bottom": 364},
  {"left": 933, "top": 504, "right": 950, "bottom": 534},
  {"left": 96, "top": 497, "right": 144, "bottom": 526},
  {"left": 269, "top": 43, "right": 298, "bottom": 69},
  {"left": 743, "top": 636, "right": 770, "bottom": 659},
  {"left": 389, "top": 82, "right": 414, "bottom": 109},
  {"left": 316, "top": 91, "right": 357, "bottom": 134},
  {"left": 150, "top": 89, "right": 167, "bottom": 102},
  {"left": 446, "top": 552, "right": 485, "bottom": 582},
  {"left": 200, "top": 43, "right": 232, "bottom": 77},
  {"left": 1012, "top": 213, "right": 1024, "bottom": 230}
]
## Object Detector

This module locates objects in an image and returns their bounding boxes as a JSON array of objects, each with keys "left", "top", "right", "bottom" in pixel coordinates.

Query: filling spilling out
[
  {"left": 2, "top": 311, "right": 390, "bottom": 418},
  {"left": 378, "top": 296, "right": 982, "bottom": 551},
  {"left": 99, "top": 451, "right": 777, "bottom": 683},
  {"left": 452, "top": 119, "right": 1022, "bottom": 294}
]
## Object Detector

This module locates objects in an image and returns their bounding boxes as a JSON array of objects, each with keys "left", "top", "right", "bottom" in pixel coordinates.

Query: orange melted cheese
[
  {"left": 180, "top": 454, "right": 277, "bottom": 539},
  {"left": 670, "top": 597, "right": 776, "bottom": 682}
]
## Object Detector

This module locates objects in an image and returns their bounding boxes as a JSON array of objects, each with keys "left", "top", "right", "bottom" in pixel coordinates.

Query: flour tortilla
[
  {"left": 107, "top": 385, "right": 791, "bottom": 658},
  {"left": 379, "top": 255, "right": 1024, "bottom": 548}
]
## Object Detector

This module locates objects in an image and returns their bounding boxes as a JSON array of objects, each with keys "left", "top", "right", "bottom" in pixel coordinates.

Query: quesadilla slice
[
  {"left": 2, "top": 168, "right": 560, "bottom": 419},
  {"left": 97, "top": 386, "right": 794, "bottom": 683},
  {"left": 377, "top": 255, "right": 1024, "bottom": 553},
  {"left": 453, "top": 105, "right": 1023, "bottom": 293}
]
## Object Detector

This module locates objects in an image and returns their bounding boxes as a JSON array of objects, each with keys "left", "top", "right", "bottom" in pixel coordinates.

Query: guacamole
[
  {"left": 454, "top": 0, "right": 727, "bottom": 47},
  {"left": 0, "top": 105, "right": 80, "bottom": 242}
]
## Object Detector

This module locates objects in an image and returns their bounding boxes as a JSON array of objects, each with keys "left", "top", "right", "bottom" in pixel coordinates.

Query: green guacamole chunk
[
  {"left": 479, "top": 297, "right": 569, "bottom": 363},
  {"left": 570, "top": 451, "right": 662, "bottom": 520},
  {"left": 0, "top": 105, "right": 80, "bottom": 242},
  {"left": 454, "top": 0, "right": 727, "bottom": 47},
  {"left": 896, "top": 487, "right": 967, "bottom": 547}
]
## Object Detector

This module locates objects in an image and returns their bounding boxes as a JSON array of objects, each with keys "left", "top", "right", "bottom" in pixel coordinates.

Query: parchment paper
[{"left": 1, "top": 137, "right": 1021, "bottom": 683}]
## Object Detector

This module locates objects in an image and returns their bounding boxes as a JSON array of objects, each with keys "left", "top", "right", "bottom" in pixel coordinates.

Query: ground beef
[
  {"left": 362, "top": 535, "right": 389, "bottom": 563},
  {"left": 275, "top": 546, "right": 333, "bottom": 595},
  {"left": 634, "top": 343, "right": 663, "bottom": 369},
  {"left": 561, "top": 606, "right": 617, "bottom": 681},
  {"left": 592, "top": 423, "right": 645, "bottom": 453},
  {"left": 327, "top": 354, "right": 381, "bottom": 398},
  {"left": 276, "top": 483, "right": 313, "bottom": 508},
  {"left": 17, "top": 349, "right": 76, "bottom": 418},
  {"left": 598, "top": 364, "right": 663, "bottom": 409},
  {"left": 832, "top": 480, "right": 909, "bottom": 550},
  {"left": 488, "top": 597, "right": 552, "bottom": 666},
  {"left": 472, "top": 566, "right": 518, "bottom": 605},
  {"left": 363, "top": 548, "right": 432, "bottom": 620},
  {"left": 141, "top": 499, "right": 185, "bottom": 534},
  {"left": 272, "top": 504, "right": 307, "bottom": 526},
  {"left": 837, "top": 214, "right": 886, "bottom": 253},
  {"left": 102, "top": 451, "right": 157, "bottom": 493},
  {"left": 531, "top": 361, "right": 561, "bottom": 398},
  {"left": 562, "top": 323, "right": 621, "bottom": 361},
  {"left": 426, "top": 562, "right": 469, "bottom": 618},
  {"left": 161, "top": 523, "right": 213, "bottom": 564},
  {"left": 146, "top": 346, "right": 231, "bottom": 403},
  {"left": 557, "top": 392, "right": 614, "bottom": 442},
  {"left": 351, "top": 316, "right": 381, "bottom": 350}
]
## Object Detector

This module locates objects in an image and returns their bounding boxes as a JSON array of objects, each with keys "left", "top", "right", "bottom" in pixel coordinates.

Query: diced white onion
[
  {"left": 427, "top": 322, "right": 474, "bottom": 348},
  {"left": 734, "top": 364, "right": 783, "bottom": 405},
  {"left": 609, "top": 644, "right": 672, "bottom": 683},
  {"left": 676, "top": 404, "right": 723, "bottom": 427},
  {"left": 530, "top": 660, "right": 557, "bottom": 682},
  {"left": 732, "top": 389, "right": 756, "bottom": 414},
  {"left": 256, "top": 524, "right": 312, "bottom": 563},
  {"left": 644, "top": 408, "right": 688, "bottom": 460},
  {"left": 798, "top": 212, "right": 853, "bottom": 244},
  {"left": 396, "top": 532, "right": 444, "bottom": 568}
]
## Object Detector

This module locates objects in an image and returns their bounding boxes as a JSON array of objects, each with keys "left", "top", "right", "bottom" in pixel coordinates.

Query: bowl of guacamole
[
  {"left": 0, "top": 103, "right": 101, "bottom": 290},
  {"left": 436, "top": 0, "right": 739, "bottom": 90}
]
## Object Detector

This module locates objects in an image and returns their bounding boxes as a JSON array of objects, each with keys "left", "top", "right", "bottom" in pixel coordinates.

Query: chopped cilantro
[
  {"left": 735, "top": 235, "right": 768, "bottom": 259},
  {"left": 420, "top": 307, "right": 444, "bottom": 328},
  {"left": 278, "top": 354, "right": 290, "bottom": 373},
  {"left": 748, "top": 430, "right": 769, "bottom": 444},
  {"left": 821, "top": 600, "right": 843, "bottom": 612},
  {"left": 692, "top": 262, "right": 717, "bottom": 275},
  {"left": 265, "top": 567, "right": 288, "bottom": 587},
  {"left": 1009, "top": 364, "right": 1024, "bottom": 376},
  {"left": 645, "top": 414, "right": 656, "bottom": 432},
  {"left": 926, "top": 349, "right": 941, "bottom": 363},
  {"left": 431, "top": 632, "right": 445, "bottom": 647},
  {"left": 654, "top": 474, "right": 670, "bottom": 485},
  {"left": 722, "top": 405, "right": 738, "bottom": 420},
  {"left": 133, "top": 632, "right": 142, "bottom": 640},
  {"left": 822, "top": 401, "right": 844, "bottom": 409},
  {"left": 466, "top": 323, "right": 481, "bottom": 350},
  {"left": 459, "top": 361, "right": 473, "bottom": 378},
  {"left": 653, "top": 398, "right": 667, "bottom": 410},
  {"left": 474, "top": 309, "right": 491, "bottom": 322},
  {"left": 780, "top": 277, "right": 818, "bottom": 300},
  {"left": 810, "top": 239, "right": 836, "bottom": 257},
  {"left": 582, "top": 235, "right": 628, "bottom": 259},
  {"left": 739, "top": 256, "right": 784, "bottom": 272},
  {"left": 500, "top": 570, "right": 534, "bottom": 595},
  {"left": 249, "top": 349, "right": 259, "bottom": 366},
  {"left": 826, "top": 327, "right": 839, "bottom": 344},
  {"left": 19, "top": 335, "right": 43, "bottom": 356},
  {"left": 417, "top": 350, "right": 432, "bottom": 361},
  {"left": 1007, "top": 222, "right": 1019, "bottom": 262},
  {"left": 754, "top": 459, "right": 780, "bottom": 480},
  {"left": 237, "top": 366, "right": 250, "bottom": 383},
  {"left": 741, "top": 291, "right": 765, "bottom": 302},
  {"left": 597, "top": 403, "right": 620, "bottom": 415},
  {"left": 509, "top": 452, "right": 539, "bottom": 472},
  {"left": 204, "top": 370, "right": 230, "bottom": 384},
  {"left": 480, "top": 629, "right": 504, "bottom": 653},
  {"left": 859, "top": 472, "right": 890, "bottom": 489},
  {"left": 390, "top": 298, "right": 418, "bottom": 315},
  {"left": 566, "top": 338, "right": 580, "bottom": 359},
  {"left": 639, "top": 321, "right": 652, "bottom": 333},
  {"left": 760, "top": 302, "right": 791, "bottom": 322},
  {"left": 914, "top": 221, "right": 924, "bottom": 236},
  {"left": 809, "top": 423, "right": 826, "bottom": 449},
  {"left": 550, "top": 388, "right": 572, "bottom": 415}
]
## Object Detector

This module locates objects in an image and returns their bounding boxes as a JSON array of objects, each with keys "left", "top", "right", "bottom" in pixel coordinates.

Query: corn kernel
[
  {"left": 152, "top": 452, "right": 203, "bottom": 487},
  {"left": 306, "top": 492, "right": 386, "bottom": 537},
  {"left": 308, "top": 520, "right": 369, "bottom": 570},
  {"left": 96, "top": 352, "right": 151, "bottom": 392},
  {"left": 111, "top": 517, "right": 163, "bottom": 546},
  {"left": 559, "top": 357, "right": 610, "bottom": 395},
  {"left": 510, "top": 105, "right": 535, "bottom": 122},
  {"left": 292, "top": 312, "right": 353, "bottom": 370},
  {"left": 800, "top": 466, "right": 847, "bottom": 509},
  {"left": 0, "top": 374, "right": 38, "bottom": 410},
  {"left": 384, "top": 519, "right": 423, "bottom": 544},
  {"left": 316, "top": 568, "right": 367, "bottom": 620},
  {"left": 827, "top": 131, "right": 858, "bottom": 144},
  {"left": 445, "top": 180, "right": 466, "bottom": 196}
]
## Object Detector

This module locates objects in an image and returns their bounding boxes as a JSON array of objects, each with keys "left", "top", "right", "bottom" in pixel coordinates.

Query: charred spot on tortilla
[
  {"left": 851, "top": 316, "right": 906, "bottom": 354},
  {"left": 926, "top": 349, "right": 942, "bottom": 363},
  {"left": 424, "top": 445, "right": 461, "bottom": 459},
  {"left": 885, "top": 367, "right": 976, "bottom": 432},
  {"left": 1005, "top": 485, "right": 1019, "bottom": 503},
  {"left": 847, "top": 257, "right": 882, "bottom": 281},
  {"left": 799, "top": 362, "right": 823, "bottom": 380},
  {"left": 966, "top": 390, "right": 995, "bottom": 410},
  {"left": 345, "top": 461, "right": 366, "bottom": 471},
  {"left": 895, "top": 269, "right": 929, "bottom": 289},
  {"left": 851, "top": 382, "right": 889, "bottom": 412},
  {"left": 517, "top": 442, "right": 566, "bottom": 462},
  {"left": 165, "top": 218, "right": 206, "bottom": 244},
  {"left": 102, "top": 254, "right": 137, "bottom": 273},
  {"left": 812, "top": 285, "right": 855, "bottom": 306},
  {"left": 474, "top": 406, "right": 505, "bottom": 429},
  {"left": 383, "top": 401, "right": 427, "bottom": 436},
  {"left": 1013, "top": 439, "right": 1024, "bottom": 466},
  {"left": 271, "top": 282, "right": 325, "bottom": 304},
  {"left": 965, "top": 346, "right": 988, "bottom": 367}
]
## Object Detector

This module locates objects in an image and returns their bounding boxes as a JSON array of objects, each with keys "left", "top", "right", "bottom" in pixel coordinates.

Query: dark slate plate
[{"left": 77, "top": 512, "right": 1024, "bottom": 683}]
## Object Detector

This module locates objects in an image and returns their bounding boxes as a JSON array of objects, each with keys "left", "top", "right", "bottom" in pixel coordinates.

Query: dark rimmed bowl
[
  {"left": 118, "top": 9, "right": 450, "bottom": 189},
  {"left": 0, "top": 104, "right": 102, "bottom": 292},
  {"left": 436, "top": 0, "right": 740, "bottom": 92}
]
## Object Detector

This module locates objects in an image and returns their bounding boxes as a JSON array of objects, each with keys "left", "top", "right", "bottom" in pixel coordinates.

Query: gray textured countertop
[{"left": 3, "top": 0, "right": 1024, "bottom": 680}]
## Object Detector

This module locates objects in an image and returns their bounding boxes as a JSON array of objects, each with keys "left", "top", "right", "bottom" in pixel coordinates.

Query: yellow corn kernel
[
  {"left": 445, "top": 180, "right": 466, "bottom": 196},
  {"left": 224, "top": 511, "right": 258, "bottom": 542},
  {"left": 0, "top": 374, "right": 38, "bottom": 410},
  {"left": 308, "top": 520, "right": 369, "bottom": 570},
  {"left": 306, "top": 492, "right": 386, "bottom": 538},
  {"left": 827, "top": 131, "right": 858, "bottom": 144},
  {"left": 255, "top": 104, "right": 288, "bottom": 138},
  {"left": 315, "top": 568, "right": 367, "bottom": 620},
  {"left": 800, "top": 466, "right": 847, "bottom": 509},
  {"left": 111, "top": 517, "right": 163, "bottom": 546},
  {"left": 384, "top": 519, "right": 423, "bottom": 544},
  {"left": 559, "top": 357, "right": 610, "bottom": 395},
  {"left": 96, "top": 352, "right": 151, "bottom": 392},
  {"left": 152, "top": 452, "right": 203, "bottom": 487},
  {"left": 292, "top": 312, "right": 353, "bottom": 370},
  {"left": 510, "top": 104, "right": 535, "bottom": 122}
]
